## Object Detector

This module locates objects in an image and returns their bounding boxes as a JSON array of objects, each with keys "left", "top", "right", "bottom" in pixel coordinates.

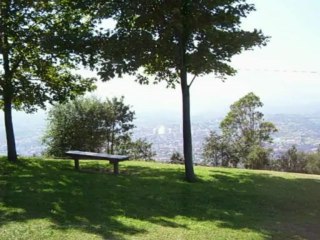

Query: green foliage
[
  {"left": 203, "top": 93, "right": 277, "bottom": 169},
  {"left": 170, "top": 151, "right": 184, "bottom": 164},
  {"left": 103, "top": 96, "right": 136, "bottom": 154},
  {"left": 0, "top": 0, "right": 98, "bottom": 111},
  {"left": 0, "top": 0, "right": 100, "bottom": 160},
  {"left": 125, "top": 138, "right": 156, "bottom": 161},
  {"left": 245, "top": 145, "right": 271, "bottom": 169},
  {"left": 278, "top": 145, "right": 306, "bottom": 173},
  {"left": 202, "top": 131, "right": 231, "bottom": 166},
  {"left": 275, "top": 145, "right": 320, "bottom": 174},
  {"left": 220, "top": 92, "right": 277, "bottom": 167},
  {"left": 43, "top": 96, "right": 135, "bottom": 157},
  {"left": 305, "top": 153, "right": 320, "bottom": 174},
  {"left": 98, "top": 1, "right": 268, "bottom": 83}
]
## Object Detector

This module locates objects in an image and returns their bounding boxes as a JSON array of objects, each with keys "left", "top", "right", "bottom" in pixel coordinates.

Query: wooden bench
[{"left": 65, "top": 150, "right": 130, "bottom": 174}]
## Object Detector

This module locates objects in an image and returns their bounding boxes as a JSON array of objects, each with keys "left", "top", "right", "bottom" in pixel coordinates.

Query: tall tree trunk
[
  {"left": 111, "top": 132, "right": 114, "bottom": 154},
  {"left": 4, "top": 97, "right": 17, "bottom": 162},
  {"left": 180, "top": 69, "right": 195, "bottom": 182},
  {"left": 1, "top": 4, "right": 18, "bottom": 162},
  {"left": 178, "top": 0, "right": 195, "bottom": 182}
]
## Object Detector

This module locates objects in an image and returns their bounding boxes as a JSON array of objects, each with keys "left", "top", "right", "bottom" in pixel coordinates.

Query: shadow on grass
[{"left": 0, "top": 158, "right": 319, "bottom": 239}]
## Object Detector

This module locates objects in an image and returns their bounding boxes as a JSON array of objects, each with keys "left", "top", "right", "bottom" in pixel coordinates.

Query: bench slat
[{"left": 65, "top": 150, "right": 129, "bottom": 161}]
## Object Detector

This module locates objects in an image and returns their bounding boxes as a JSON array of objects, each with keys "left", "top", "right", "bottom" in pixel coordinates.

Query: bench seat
[{"left": 65, "top": 150, "right": 130, "bottom": 174}]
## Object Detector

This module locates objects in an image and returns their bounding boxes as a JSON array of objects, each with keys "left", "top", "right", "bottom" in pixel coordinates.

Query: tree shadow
[
  {"left": 0, "top": 158, "right": 319, "bottom": 239},
  {"left": 0, "top": 159, "right": 146, "bottom": 239},
  {"left": 208, "top": 169, "right": 320, "bottom": 239}
]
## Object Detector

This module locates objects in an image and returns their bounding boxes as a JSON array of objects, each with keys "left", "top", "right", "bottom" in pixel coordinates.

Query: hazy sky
[{"left": 85, "top": 0, "right": 320, "bottom": 118}]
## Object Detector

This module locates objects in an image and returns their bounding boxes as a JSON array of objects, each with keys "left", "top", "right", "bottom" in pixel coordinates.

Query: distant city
[
  {"left": 1, "top": 113, "right": 320, "bottom": 162},
  {"left": 134, "top": 113, "right": 320, "bottom": 162}
]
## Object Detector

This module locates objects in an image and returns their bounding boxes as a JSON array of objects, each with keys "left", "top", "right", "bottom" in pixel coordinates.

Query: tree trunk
[
  {"left": 110, "top": 125, "right": 115, "bottom": 154},
  {"left": 1, "top": 6, "right": 18, "bottom": 162},
  {"left": 4, "top": 98, "right": 17, "bottom": 162},
  {"left": 180, "top": 69, "right": 196, "bottom": 182},
  {"left": 177, "top": 0, "right": 195, "bottom": 182}
]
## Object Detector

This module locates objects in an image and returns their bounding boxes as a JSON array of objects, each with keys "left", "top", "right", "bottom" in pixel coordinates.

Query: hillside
[{"left": 0, "top": 158, "right": 319, "bottom": 239}]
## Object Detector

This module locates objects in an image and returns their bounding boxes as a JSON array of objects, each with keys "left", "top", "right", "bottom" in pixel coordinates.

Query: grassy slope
[{"left": 0, "top": 158, "right": 319, "bottom": 240}]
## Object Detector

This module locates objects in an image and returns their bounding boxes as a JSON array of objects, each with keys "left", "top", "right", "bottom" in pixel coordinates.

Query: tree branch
[{"left": 188, "top": 74, "right": 197, "bottom": 88}]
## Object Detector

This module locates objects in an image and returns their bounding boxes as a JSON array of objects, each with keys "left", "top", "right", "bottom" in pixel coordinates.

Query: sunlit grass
[{"left": 0, "top": 157, "right": 319, "bottom": 239}]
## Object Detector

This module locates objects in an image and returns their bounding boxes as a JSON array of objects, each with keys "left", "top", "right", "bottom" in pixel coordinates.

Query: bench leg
[
  {"left": 113, "top": 162, "right": 119, "bottom": 175},
  {"left": 74, "top": 159, "right": 79, "bottom": 170}
]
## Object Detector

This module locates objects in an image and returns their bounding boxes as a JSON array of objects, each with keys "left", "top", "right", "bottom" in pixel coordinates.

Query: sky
[{"left": 83, "top": 0, "right": 320, "bottom": 119}]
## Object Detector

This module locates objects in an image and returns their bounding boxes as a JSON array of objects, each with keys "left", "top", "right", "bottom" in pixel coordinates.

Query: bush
[
  {"left": 43, "top": 97, "right": 135, "bottom": 157},
  {"left": 245, "top": 146, "right": 271, "bottom": 169},
  {"left": 277, "top": 145, "right": 307, "bottom": 173},
  {"left": 126, "top": 138, "right": 156, "bottom": 161},
  {"left": 202, "top": 131, "right": 231, "bottom": 167},
  {"left": 273, "top": 146, "right": 320, "bottom": 175},
  {"left": 305, "top": 153, "right": 320, "bottom": 174},
  {"left": 170, "top": 152, "right": 184, "bottom": 164}
]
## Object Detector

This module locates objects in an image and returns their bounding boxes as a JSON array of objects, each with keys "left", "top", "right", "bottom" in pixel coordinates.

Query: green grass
[{"left": 0, "top": 157, "right": 319, "bottom": 240}]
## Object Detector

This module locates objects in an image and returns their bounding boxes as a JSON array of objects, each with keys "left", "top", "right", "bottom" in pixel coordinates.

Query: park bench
[{"left": 65, "top": 150, "right": 130, "bottom": 174}]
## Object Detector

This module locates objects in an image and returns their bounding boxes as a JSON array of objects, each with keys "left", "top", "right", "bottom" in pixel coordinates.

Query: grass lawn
[{"left": 0, "top": 157, "right": 319, "bottom": 240}]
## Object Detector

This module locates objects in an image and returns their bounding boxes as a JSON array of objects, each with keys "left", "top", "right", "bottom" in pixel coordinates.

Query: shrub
[
  {"left": 202, "top": 131, "right": 231, "bottom": 167},
  {"left": 245, "top": 146, "right": 271, "bottom": 169},
  {"left": 170, "top": 152, "right": 184, "bottom": 164},
  {"left": 126, "top": 138, "right": 156, "bottom": 161},
  {"left": 277, "top": 145, "right": 307, "bottom": 173},
  {"left": 43, "top": 97, "right": 135, "bottom": 157},
  {"left": 305, "top": 153, "right": 320, "bottom": 174}
]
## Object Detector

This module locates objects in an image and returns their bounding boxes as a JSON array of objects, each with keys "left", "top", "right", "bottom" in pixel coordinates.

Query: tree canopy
[
  {"left": 203, "top": 92, "right": 277, "bottom": 169},
  {"left": 98, "top": 0, "right": 268, "bottom": 83},
  {"left": 220, "top": 92, "right": 277, "bottom": 165},
  {"left": 0, "top": 0, "right": 100, "bottom": 161}
]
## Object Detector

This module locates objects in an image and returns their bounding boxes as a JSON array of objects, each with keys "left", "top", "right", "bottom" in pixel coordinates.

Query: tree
[
  {"left": 97, "top": 0, "right": 268, "bottom": 181},
  {"left": 203, "top": 93, "right": 277, "bottom": 169},
  {"left": 43, "top": 98, "right": 107, "bottom": 156},
  {"left": 245, "top": 145, "right": 271, "bottom": 169},
  {"left": 43, "top": 97, "right": 135, "bottom": 157},
  {"left": 305, "top": 153, "right": 320, "bottom": 175},
  {"left": 104, "top": 97, "right": 135, "bottom": 155},
  {"left": 125, "top": 138, "right": 156, "bottom": 161},
  {"left": 278, "top": 145, "right": 307, "bottom": 173},
  {"left": 220, "top": 92, "right": 277, "bottom": 167},
  {"left": 0, "top": 0, "right": 99, "bottom": 162},
  {"left": 202, "top": 131, "right": 231, "bottom": 167},
  {"left": 274, "top": 145, "right": 320, "bottom": 174},
  {"left": 170, "top": 152, "right": 184, "bottom": 165}
]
